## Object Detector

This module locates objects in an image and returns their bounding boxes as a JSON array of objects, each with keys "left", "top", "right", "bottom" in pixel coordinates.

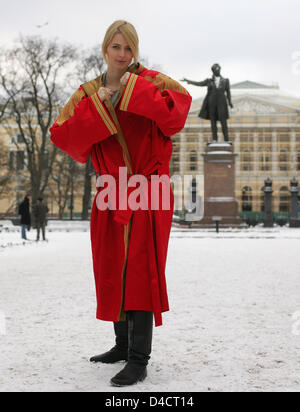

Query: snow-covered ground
[{"left": 1, "top": 226, "right": 300, "bottom": 392}]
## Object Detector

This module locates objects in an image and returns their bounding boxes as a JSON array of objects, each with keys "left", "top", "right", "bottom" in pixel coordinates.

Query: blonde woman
[{"left": 50, "top": 20, "right": 191, "bottom": 387}]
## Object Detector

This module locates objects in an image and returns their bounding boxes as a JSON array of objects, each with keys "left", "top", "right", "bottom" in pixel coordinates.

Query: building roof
[{"left": 231, "top": 80, "right": 279, "bottom": 89}]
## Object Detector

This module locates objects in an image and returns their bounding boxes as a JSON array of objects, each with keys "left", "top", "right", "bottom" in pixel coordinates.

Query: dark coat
[
  {"left": 198, "top": 76, "right": 231, "bottom": 121},
  {"left": 33, "top": 202, "right": 49, "bottom": 225},
  {"left": 18, "top": 198, "right": 31, "bottom": 225}
]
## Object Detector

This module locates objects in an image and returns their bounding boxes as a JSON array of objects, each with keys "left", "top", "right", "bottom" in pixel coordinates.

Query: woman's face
[{"left": 106, "top": 33, "right": 133, "bottom": 70}]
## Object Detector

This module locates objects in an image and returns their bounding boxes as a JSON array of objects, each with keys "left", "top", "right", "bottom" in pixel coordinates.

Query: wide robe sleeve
[
  {"left": 119, "top": 72, "right": 192, "bottom": 136},
  {"left": 49, "top": 87, "right": 118, "bottom": 163}
]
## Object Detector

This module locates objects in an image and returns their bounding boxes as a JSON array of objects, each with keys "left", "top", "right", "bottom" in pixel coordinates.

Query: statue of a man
[{"left": 182, "top": 64, "right": 233, "bottom": 144}]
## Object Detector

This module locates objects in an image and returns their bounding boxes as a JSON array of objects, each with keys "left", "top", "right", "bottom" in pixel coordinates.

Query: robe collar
[
  {"left": 80, "top": 63, "right": 144, "bottom": 97},
  {"left": 80, "top": 64, "right": 145, "bottom": 177}
]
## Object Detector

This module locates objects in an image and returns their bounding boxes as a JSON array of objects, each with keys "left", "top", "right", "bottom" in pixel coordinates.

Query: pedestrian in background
[
  {"left": 18, "top": 194, "right": 31, "bottom": 240},
  {"left": 33, "top": 197, "right": 49, "bottom": 241}
]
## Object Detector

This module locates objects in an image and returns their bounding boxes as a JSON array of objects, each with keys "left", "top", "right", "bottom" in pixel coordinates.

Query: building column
[
  {"left": 179, "top": 133, "right": 186, "bottom": 212},
  {"left": 235, "top": 131, "right": 241, "bottom": 172},
  {"left": 198, "top": 132, "right": 203, "bottom": 173},
  {"left": 272, "top": 131, "right": 278, "bottom": 174},
  {"left": 272, "top": 131, "right": 279, "bottom": 211},
  {"left": 253, "top": 132, "right": 259, "bottom": 174},
  {"left": 291, "top": 130, "right": 296, "bottom": 173},
  {"left": 251, "top": 132, "right": 259, "bottom": 211},
  {"left": 179, "top": 132, "right": 186, "bottom": 175},
  {"left": 234, "top": 132, "right": 242, "bottom": 211}
]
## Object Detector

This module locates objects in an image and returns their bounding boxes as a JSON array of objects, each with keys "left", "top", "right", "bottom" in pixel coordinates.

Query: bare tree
[
  {"left": 0, "top": 35, "right": 77, "bottom": 209},
  {"left": 74, "top": 46, "right": 105, "bottom": 220},
  {"left": 49, "top": 153, "right": 81, "bottom": 219},
  {"left": 74, "top": 45, "right": 105, "bottom": 85},
  {"left": 0, "top": 138, "right": 12, "bottom": 195},
  {"left": 0, "top": 49, "right": 15, "bottom": 214},
  {"left": 0, "top": 36, "right": 159, "bottom": 221}
]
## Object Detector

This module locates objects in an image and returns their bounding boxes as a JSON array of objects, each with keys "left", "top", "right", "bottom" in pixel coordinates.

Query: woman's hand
[
  {"left": 120, "top": 72, "right": 130, "bottom": 86},
  {"left": 97, "top": 87, "right": 114, "bottom": 102}
]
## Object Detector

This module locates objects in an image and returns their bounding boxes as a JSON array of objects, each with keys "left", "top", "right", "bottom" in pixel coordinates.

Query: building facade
[
  {"left": 1, "top": 81, "right": 300, "bottom": 220},
  {"left": 170, "top": 81, "right": 300, "bottom": 216}
]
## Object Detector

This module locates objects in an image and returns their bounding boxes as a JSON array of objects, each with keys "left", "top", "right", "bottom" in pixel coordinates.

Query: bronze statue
[{"left": 182, "top": 64, "right": 233, "bottom": 144}]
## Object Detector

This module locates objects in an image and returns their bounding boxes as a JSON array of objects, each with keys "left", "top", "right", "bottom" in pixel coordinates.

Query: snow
[{"left": 1, "top": 226, "right": 300, "bottom": 392}]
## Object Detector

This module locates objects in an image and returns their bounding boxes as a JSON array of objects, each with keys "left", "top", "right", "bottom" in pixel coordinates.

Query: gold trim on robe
[
  {"left": 81, "top": 74, "right": 134, "bottom": 175},
  {"left": 119, "top": 71, "right": 190, "bottom": 114},
  {"left": 56, "top": 89, "right": 86, "bottom": 126},
  {"left": 144, "top": 73, "right": 190, "bottom": 95},
  {"left": 120, "top": 74, "right": 139, "bottom": 112},
  {"left": 90, "top": 93, "right": 118, "bottom": 135}
]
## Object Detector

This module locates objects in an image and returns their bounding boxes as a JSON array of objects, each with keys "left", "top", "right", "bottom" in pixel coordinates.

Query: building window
[
  {"left": 171, "top": 154, "right": 180, "bottom": 174},
  {"left": 259, "top": 133, "right": 272, "bottom": 143},
  {"left": 189, "top": 150, "right": 197, "bottom": 171},
  {"left": 10, "top": 134, "right": 25, "bottom": 144},
  {"left": 242, "top": 186, "right": 253, "bottom": 211},
  {"left": 9, "top": 150, "right": 25, "bottom": 171},
  {"left": 240, "top": 132, "right": 252, "bottom": 143},
  {"left": 279, "top": 186, "right": 290, "bottom": 212},
  {"left": 278, "top": 134, "right": 290, "bottom": 143},
  {"left": 259, "top": 148, "right": 271, "bottom": 172},
  {"left": 241, "top": 149, "right": 253, "bottom": 171},
  {"left": 279, "top": 149, "right": 289, "bottom": 171}
]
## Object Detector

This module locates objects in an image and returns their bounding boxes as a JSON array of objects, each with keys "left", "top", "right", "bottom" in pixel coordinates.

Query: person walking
[
  {"left": 18, "top": 194, "right": 31, "bottom": 240},
  {"left": 33, "top": 197, "right": 49, "bottom": 241},
  {"left": 50, "top": 20, "right": 191, "bottom": 387}
]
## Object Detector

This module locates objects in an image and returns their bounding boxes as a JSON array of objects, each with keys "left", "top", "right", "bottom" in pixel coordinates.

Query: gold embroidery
[
  {"left": 120, "top": 74, "right": 138, "bottom": 112},
  {"left": 90, "top": 93, "right": 118, "bottom": 135},
  {"left": 81, "top": 76, "right": 102, "bottom": 97},
  {"left": 82, "top": 73, "right": 134, "bottom": 175},
  {"left": 128, "top": 62, "right": 144, "bottom": 75},
  {"left": 145, "top": 73, "right": 189, "bottom": 95},
  {"left": 56, "top": 89, "right": 86, "bottom": 126}
]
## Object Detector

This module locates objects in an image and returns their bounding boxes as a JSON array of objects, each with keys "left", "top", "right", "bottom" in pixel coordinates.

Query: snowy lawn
[{"left": 1, "top": 227, "right": 300, "bottom": 392}]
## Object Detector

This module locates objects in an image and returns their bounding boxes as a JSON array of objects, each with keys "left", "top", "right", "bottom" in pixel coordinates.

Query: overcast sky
[{"left": 1, "top": 0, "right": 300, "bottom": 99}]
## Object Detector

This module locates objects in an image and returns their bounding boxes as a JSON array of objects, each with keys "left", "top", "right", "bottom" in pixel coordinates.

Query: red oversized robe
[{"left": 50, "top": 64, "right": 191, "bottom": 327}]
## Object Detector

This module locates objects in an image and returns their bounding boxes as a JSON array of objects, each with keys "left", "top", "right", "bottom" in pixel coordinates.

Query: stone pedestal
[{"left": 197, "top": 142, "right": 244, "bottom": 228}]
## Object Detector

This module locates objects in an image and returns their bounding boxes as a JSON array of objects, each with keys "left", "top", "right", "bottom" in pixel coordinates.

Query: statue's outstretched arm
[{"left": 181, "top": 78, "right": 208, "bottom": 87}]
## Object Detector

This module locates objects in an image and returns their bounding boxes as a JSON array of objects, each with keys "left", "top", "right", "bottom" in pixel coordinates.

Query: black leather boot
[
  {"left": 90, "top": 321, "right": 128, "bottom": 363},
  {"left": 110, "top": 311, "right": 153, "bottom": 387}
]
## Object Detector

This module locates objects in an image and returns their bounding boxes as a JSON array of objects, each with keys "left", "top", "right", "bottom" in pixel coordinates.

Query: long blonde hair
[{"left": 102, "top": 20, "right": 139, "bottom": 64}]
